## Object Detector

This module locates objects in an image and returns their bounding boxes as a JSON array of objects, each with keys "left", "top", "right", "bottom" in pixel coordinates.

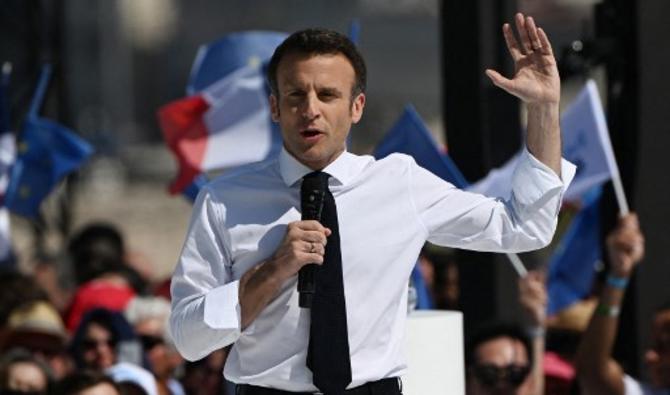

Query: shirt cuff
[
  {"left": 203, "top": 280, "right": 242, "bottom": 331},
  {"left": 512, "top": 148, "right": 576, "bottom": 213}
]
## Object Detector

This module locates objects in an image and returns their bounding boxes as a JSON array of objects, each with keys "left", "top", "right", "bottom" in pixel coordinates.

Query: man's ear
[
  {"left": 270, "top": 94, "right": 280, "bottom": 122},
  {"left": 351, "top": 93, "right": 366, "bottom": 124}
]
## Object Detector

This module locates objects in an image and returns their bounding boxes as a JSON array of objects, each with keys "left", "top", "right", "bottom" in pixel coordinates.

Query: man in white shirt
[{"left": 170, "top": 13, "right": 574, "bottom": 395}]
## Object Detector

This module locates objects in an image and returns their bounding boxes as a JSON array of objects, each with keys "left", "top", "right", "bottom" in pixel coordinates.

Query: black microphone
[{"left": 299, "top": 174, "right": 328, "bottom": 308}]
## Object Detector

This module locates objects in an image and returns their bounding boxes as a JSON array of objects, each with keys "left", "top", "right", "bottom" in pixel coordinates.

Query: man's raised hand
[{"left": 486, "top": 13, "right": 560, "bottom": 106}]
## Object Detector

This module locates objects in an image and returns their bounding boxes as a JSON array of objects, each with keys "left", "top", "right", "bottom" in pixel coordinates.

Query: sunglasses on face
[
  {"left": 139, "top": 335, "right": 165, "bottom": 350},
  {"left": 471, "top": 363, "right": 531, "bottom": 388}
]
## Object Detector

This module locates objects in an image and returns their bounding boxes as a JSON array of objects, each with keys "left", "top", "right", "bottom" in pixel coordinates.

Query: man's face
[
  {"left": 467, "top": 336, "right": 532, "bottom": 395},
  {"left": 645, "top": 309, "right": 670, "bottom": 387},
  {"left": 270, "top": 52, "right": 365, "bottom": 170}
]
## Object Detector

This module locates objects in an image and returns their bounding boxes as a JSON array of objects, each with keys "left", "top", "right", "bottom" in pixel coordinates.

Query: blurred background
[{"left": 1, "top": 0, "right": 668, "bottom": 376}]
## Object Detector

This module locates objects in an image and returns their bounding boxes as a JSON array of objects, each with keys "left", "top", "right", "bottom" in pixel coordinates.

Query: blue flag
[
  {"left": 411, "top": 262, "right": 434, "bottom": 310},
  {"left": 186, "top": 31, "right": 288, "bottom": 95},
  {"left": 468, "top": 80, "right": 613, "bottom": 202},
  {"left": 374, "top": 104, "right": 469, "bottom": 188},
  {"left": 546, "top": 186, "right": 602, "bottom": 315},
  {"left": 4, "top": 65, "right": 94, "bottom": 218}
]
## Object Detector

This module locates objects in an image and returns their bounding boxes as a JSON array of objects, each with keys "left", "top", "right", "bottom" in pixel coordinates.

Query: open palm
[{"left": 486, "top": 13, "right": 560, "bottom": 105}]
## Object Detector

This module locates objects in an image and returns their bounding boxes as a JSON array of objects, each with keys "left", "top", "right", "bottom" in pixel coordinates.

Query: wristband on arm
[
  {"left": 595, "top": 303, "right": 621, "bottom": 318},
  {"left": 606, "top": 275, "right": 629, "bottom": 290}
]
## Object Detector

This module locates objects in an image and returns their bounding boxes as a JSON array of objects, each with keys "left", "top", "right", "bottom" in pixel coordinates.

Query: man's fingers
[
  {"left": 537, "top": 27, "right": 554, "bottom": 56},
  {"left": 526, "top": 17, "right": 543, "bottom": 52},
  {"left": 503, "top": 23, "right": 523, "bottom": 62},
  {"left": 515, "top": 13, "right": 533, "bottom": 54}
]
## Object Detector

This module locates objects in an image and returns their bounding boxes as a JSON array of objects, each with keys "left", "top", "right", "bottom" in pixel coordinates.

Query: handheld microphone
[{"left": 298, "top": 175, "right": 327, "bottom": 308}]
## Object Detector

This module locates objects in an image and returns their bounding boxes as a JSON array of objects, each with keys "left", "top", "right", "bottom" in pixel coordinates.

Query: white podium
[{"left": 402, "top": 310, "right": 464, "bottom": 395}]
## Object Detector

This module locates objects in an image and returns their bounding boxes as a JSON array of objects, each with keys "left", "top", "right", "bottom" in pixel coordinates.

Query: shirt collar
[{"left": 279, "top": 147, "right": 369, "bottom": 188}]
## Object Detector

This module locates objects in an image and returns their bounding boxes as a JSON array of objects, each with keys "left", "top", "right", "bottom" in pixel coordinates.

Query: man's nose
[{"left": 301, "top": 93, "right": 320, "bottom": 120}]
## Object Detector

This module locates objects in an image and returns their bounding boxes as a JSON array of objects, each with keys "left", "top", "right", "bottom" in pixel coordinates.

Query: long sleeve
[
  {"left": 410, "top": 148, "right": 576, "bottom": 252},
  {"left": 169, "top": 186, "right": 242, "bottom": 361}
]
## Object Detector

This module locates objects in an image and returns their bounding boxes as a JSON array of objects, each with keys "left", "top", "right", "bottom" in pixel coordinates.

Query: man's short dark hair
[
  {"left": 267, "top": 28, "right": 367, "bottom": 98},
  {"left": 465, "top": 322, "right": 534, "bottom": 368}
]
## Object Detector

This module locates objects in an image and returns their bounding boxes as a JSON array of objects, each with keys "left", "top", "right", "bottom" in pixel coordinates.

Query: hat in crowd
[
  {"left": 66, "top": 280, "right": 136, "bottom": 332},
  {"left": 0, "top": 301, "right": 68, "bottom": 354},
  {"left": 106, "top": 362, "right": 159, "bottom": 395},
  {"left": 547, "top": 298, "right": 597, "bottom": 333}
]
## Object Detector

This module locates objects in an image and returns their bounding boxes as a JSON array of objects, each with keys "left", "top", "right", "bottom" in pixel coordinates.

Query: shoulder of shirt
[
  {"left": 371, "top": 152, "right": 418, "bottom": 168},
  {"left": 201, "top": 156, "right": 282, "bottom": 194}
]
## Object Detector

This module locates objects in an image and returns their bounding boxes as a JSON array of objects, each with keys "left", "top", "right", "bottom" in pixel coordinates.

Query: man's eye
[{"left": 319, "top": 92, "right": 337, "bottom": 100}]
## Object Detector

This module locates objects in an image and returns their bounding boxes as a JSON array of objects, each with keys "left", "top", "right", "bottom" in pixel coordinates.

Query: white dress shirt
[{"left": 170, "top": 147, "right": 575, "bottom": 392}]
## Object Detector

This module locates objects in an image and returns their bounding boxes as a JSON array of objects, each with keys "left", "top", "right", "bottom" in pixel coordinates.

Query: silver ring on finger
[{"left": 310, "top": 242, "right": 316, "bottom": 253}]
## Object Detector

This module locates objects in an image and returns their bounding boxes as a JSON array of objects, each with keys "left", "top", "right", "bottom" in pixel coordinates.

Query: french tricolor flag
[{"left": 158, "top": 65, "right": 278, "bottom": 194}]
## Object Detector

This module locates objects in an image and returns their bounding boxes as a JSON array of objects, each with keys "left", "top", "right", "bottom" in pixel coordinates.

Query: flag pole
[
  {"left": 587, "top": 80, "right": 630, "bottom": 216},
  {"left": 610, "top": 169, "right": 630, "bottom": 216},
  {"left": 28, "top": 64, "right": 52, "bottom": 118},
  {"left": 506, "top": 252, "right": 528, "bottom": 277}
]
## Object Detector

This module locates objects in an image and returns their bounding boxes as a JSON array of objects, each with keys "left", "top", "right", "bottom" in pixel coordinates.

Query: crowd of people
[
  {"left": 0, "top": 223, "right": 234, "bottom": 395},
  {"left": 0, "top": 213, "right": 665, "bottom": 395},
  {"left": 464, "top": 213, "right": 670, "bottom": 395}
]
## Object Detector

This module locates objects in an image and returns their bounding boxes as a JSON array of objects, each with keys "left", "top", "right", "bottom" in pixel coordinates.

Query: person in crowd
[
  {"left": 53, "top": 371, "right": 121, "bottom": 395},
  {"left": 69, "top": 308, "right": 141, "bottom": 372},
  {"left": 575, "top": 213, "right": 669, "bottom": 395},
  {"left": 180, "top": 349, "right": 230, "bottom": 395},
  {"left": 106, "top": 362, "right": 158, "bottom": 395},
  {"left": 0, "top": 348, "right": 51, "bottom": 395},
  {"left": 124, "top": 297, "right": 184, "bottom": 395},
  {"left": 466, "top": 322, "right": 536, "bottom": 395},
  {"left": 65, "top": 224, "right": 141, "bottom": 332},
  {"left": 519, "top": 271, "right": 548, "bottom": 395},
  {"left": 544, "top": 298, "right": 597, "bottom": 394},
  {"left": 170, "top": 13, "right": 573, "bottom": 394},
  {"left": 0, "top": 301, "right": 73, "bottom": 380},
  {"left": 0, "top": 271, "right": 48, "bottom": 327}
]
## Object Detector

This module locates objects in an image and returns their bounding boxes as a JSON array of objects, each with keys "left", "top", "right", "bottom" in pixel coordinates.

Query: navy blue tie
[{"left": 304, "top": 172, "right": 352, "bottom": 395}]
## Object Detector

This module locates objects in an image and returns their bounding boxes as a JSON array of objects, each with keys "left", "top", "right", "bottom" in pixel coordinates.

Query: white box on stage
[{"left": 402, "top": 310, "right": 464, "bottom": 395}]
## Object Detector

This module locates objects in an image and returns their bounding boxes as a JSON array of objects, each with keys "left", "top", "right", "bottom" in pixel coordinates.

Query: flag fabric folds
[
  {"left": 187, "top": 31, "right": 287, "bottom": 95},
  {"left": 159, "top": 64, "right": 280, "bottom": 194},
  {"left": 468, "top": 80, "right": 614, "bottom": 202},
  {"left": 4, "top": 65, "right": 94, "bottom": 218},
  {"left": 160, "top": 31, "right": 289, "bottom": 195},
  {"left": 373, "top": 104, "right": 469, "bottom": 188},
  {"left": 546, "top": 186, "right": 603, "bottom": 315}
]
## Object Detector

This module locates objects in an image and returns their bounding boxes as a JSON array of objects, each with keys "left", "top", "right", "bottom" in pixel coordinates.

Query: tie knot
[
  {"left": 303, "top": 171, "right": 330, "bottom": 183},
  {"left": 302, "top": 171, "right": 330, "bottom": 192}
]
